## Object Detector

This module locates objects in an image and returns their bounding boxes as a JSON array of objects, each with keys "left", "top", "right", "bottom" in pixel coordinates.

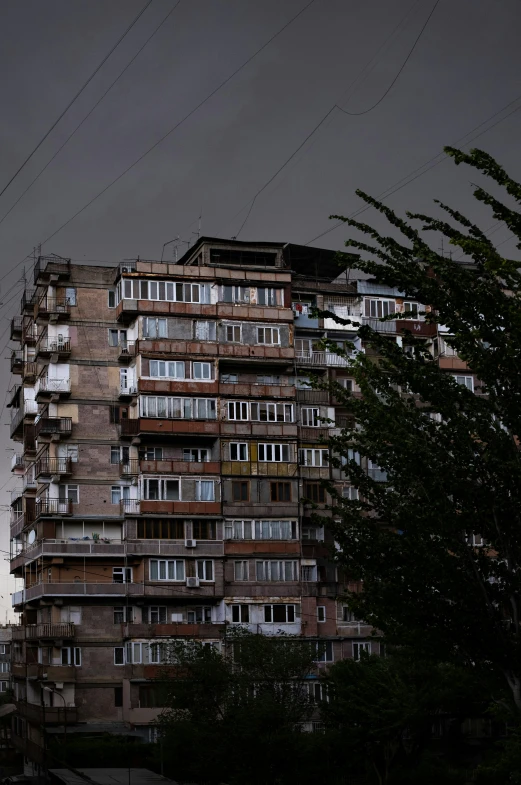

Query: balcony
[
  {"left": 119, "top": 384, "right": 138, "bottom": 400},
  {"left": 17, "top": 701, "right": 78, "bottom": 725},
  {"left": 120, "top": 417, "right": 219, "bottom": 438},
  {"left": 118, "top": 340, "right": 136, "bottom": 361},
  {"left": 295, "top": 351, "right": 351, "bottom": 367},
  {"left": 11, "top": 539, "right": 126, "bottom": 571},
  {"left": 35, "top": 457, "right": 72, "bottom": 479},
  {"left": 361, "top": 317, "right": 397, "bottom": 334},
  {"left": 10, "top": 350, "right": 23, "bottom": 373},
  {"left": 26, "top": 622, "right": 75, "bottom": 640},
  {"left": 140, "top": 459, "right": 220, "bottom": 475},
  {"left": 36, "top": 297, "right": 71, "bottom": 321},
  {"left": 219, "top": 382, "right": 295, "bottom": 400},
  {"left": 12, "top": 582, "right": 146, "bottom": 606},
  {"left": 34, "top": 498, "right": 73, "bottom": 519},
  {"left": 120, "top": 499, "right": 222, "bottom": 516},
  {"left": 23, "top": 465, "right": 36, "bottom": 490},
  {"left": 34, "top": 255, "right": 71, "bottom": 285},
  {"left": 296, "top": 389, "right": 329, "bottom": 404},
  {"left": 10, "top": 512, "right": 25, "bottom": 538},
  {"left": 221, "top": 461, "right": 298, "bottom": 477},
  {"left": 35, "top": 376, "right": 71, "bottom": 399},
  {"left": 10, "top": 317, "right": 22, "bottom": 340},
  {"left": 11, "top": 453, "right": 24, "bottom": 472},
  {"left": 10, "top": 487, "right": 23, "bottom": 505},
  {"left": 35, "top": 416, "right": 72, "bottom": 440},
  {"left": 10, "top": 400, "right": 38, "bottom": 439},
  {"left": 21, "top": 288, "right": 37, "bottom": 312},
  {"left": 23, "top": 362, "right": 37, "bottom": 383},
  {"left": 35, "top": 336, "right": 71, "bottom": 360}
]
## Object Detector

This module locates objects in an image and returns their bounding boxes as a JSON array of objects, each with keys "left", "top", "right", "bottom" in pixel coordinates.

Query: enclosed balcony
[
  {"left": 120, "top": 417, "right": 219, "bottom": 438},
  {"left": 35, "top": 376, "right": 71, "bottom": 399},
  {"left": 35, "top": 416, "right": 72, "bottom": 440},
  {"left": 35, "top": 457, "right": 72, "bottom": 480},
  {"left": 23, "top": 362, "right": 37, "bottom": 383},
  {"left": 120, "top": 499, "right": 221, "bottom": 516}
]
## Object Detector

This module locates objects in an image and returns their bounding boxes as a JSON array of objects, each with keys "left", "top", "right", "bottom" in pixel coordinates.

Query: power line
[
  {"left": 0, "top": 0, "right": 153, "bottom": 203},
  {"left": 33, "top": 0, "right": 316, "bottom": 252},
  {"left": 338, "top": 0, "right": 440, "bottom": 117},
  {"left": 0, "top": 0, "right": 183, "bottom": 231}
]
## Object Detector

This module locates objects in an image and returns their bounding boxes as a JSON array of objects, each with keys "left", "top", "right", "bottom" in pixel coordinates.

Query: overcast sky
[{"left": 0, "top": 0, "right": 520, "bottom": 618}]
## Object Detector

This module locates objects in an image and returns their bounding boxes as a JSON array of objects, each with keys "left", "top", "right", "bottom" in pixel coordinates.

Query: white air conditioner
[
  {"left": 185, "top": 539, "right": 196, "bottom": 548},
  {"left": 121, "top": 266, "right": 130, "bottom": 273},
  {"left": 186, "top": 577, "right": 200, "bottom": 588}
]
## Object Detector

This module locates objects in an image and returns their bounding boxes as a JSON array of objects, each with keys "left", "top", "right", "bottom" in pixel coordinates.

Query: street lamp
[{"left": 42, "top": 686, "right": 67, "bottom": 748}]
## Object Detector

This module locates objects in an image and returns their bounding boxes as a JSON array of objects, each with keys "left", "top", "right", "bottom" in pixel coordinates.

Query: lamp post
[{"left": 42, "top": 686, "right": 67, "bottom": 748}]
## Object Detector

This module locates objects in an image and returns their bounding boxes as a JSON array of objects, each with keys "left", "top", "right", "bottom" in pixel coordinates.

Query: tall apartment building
[{"left": 8, "top": 240, "right": 450, "bottom": 774}]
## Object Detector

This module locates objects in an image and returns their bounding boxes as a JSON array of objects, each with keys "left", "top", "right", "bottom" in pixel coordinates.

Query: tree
[
  {"left": 319, "top": 148, "right": 521, "bottom": 714},
  {"left": 155, "top": 631, "right": 323, "bottom": 785}
]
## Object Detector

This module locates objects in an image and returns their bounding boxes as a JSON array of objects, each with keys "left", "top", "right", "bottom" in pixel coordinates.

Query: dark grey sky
[{"left": 0, "top": 0, "right": 520, "bottom": 615}]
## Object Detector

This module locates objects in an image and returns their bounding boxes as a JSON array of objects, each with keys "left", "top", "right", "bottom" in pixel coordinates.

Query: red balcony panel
[
  {"left": 140, "top": 418, "right": 220, "bottom": 435},
  {"left": 139, "top": 500, "right": 221, "bottom": 515},
  {"left": 138, "top": 379, "right": 219, "bottom": 396},
  {"left": 225, "top": 541, "right": 300, "bottom": 555},
  {"left": 395, "top": 320, "right": 437, "bottom": 337},
  {"left": 140, "top": 460, "right": 220, "bottom": 474}
]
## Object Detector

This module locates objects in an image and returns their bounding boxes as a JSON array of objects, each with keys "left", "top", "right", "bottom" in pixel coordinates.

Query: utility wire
[
  {"left": 338, "top": 0, "right": 440, "bottom": 116},
  {"left": 233, "top": 0, "right": 425, "bottom": 238},
  {"left": 0, "top": 0, "right": 183, "bottom": 231},
  {"left": 0, "top": 0, "right": 153, "bottom": 203},
  {"left": 31, "top": 0, "right": 316, "bottom": 253}
]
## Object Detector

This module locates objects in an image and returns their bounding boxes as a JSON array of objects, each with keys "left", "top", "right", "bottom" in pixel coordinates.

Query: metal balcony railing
[
  {"left": 10, "top": 487, "right": 22, "bottom": 504},
  {"left": 117, "top": 261, "right": 137, "bottom": 276},
  {"left": 10, "top": 350, "right": 23, "bottom": 372},
  {"left": 35, "top": 377, "right": 70, "bottom": 396},
  {"left": 10, "top": 317, "right": 22, "bottom": 339},
  {"left": 120, "top": 499, "right": 141, "bottom": 515},
  {"left": 361, "top": 317, "right": 397, "bottom": 333},
  {"left": 36, "top": 337, "right": 71, "bottom": 355},
  {"left": 34, "top": 255, "right": 71, "bottom": 284},
  {"left": 10, "top": 401, "right": 38, "bottom": 437},
  {"left": 35, "top": 498, "right": 73, "bottom": 517},
  {"left": 35, "top": 416, "right": 72, "bottom": 438},
  {"left": 35, "top": 457, "right": 72, "bottom": 477},
  {"left": 295, "top": 351, "right": 351, "bottom": 367},
  {"left": 26, "top": 622, "right": 75, "bottom": 639},
  {"left": 118, "top": 340, "right": 136, "bottom": 359},
  {"left": 21, "top": 288, "right": 37, "bottom": 311},
  {"left": 119, "top": 384, "right": 137, "bottom": 396},
  {"left": 120, "top": 460, "right": 140, "bottom": 476},
  {"left": 120, "top": 419, "right": 140, "bottom": 436},
  {"left": 11, "top": 454, "right": 24, "bottom": 471},
  {"left": 37, "top": 297, "right": 71, "bottom": 316}
]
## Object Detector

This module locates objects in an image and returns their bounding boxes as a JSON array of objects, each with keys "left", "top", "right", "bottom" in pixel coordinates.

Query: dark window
[
  {"left": 192, "top": 520, "right": 216, "bottom": 540},
  {"left": 270, "top": 482, "right": 291, "bottom": 502},
  {"left": 232, "top": 605, "right": 249, "bottom": 623},
  {"left": 139, "top": 685, "right": 167, "bottom": 708},
  {"left": 304, "top": 482, "right": 326, "bottom": 503},
  {"left": 114, "top": 687, "right": 123, "bottom": 707},
  {"left": 231, "top": 481, "right": 249, "bottom": 502},
  {"left": 137, "top": 519, "right": 185, "bottom": 539}
]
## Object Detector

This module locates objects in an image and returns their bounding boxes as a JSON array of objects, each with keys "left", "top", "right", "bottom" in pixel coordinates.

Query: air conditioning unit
[
  {"left": 121, "top": 266, "right": 130, "bottom": 273},
  {"left": 186, "top": 577, "right": 200, "bottom": 588},
  {"left": 185, "top": 539, "right": 196, "bottom": 548}
]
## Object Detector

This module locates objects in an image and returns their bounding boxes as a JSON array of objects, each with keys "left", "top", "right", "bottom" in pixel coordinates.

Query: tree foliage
[{"left": 320, "top": 147, "right": 521, "bottom": 714}]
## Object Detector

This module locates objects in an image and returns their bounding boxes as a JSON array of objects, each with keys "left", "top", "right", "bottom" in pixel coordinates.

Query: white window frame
[
  {"left": 122, "top": 279, "right": 210, "bottom": 303},
  {"left": 256, "top": 326, "right": 280, "bottom": 345},
  {"left": 353, "top": 642, "right": 371, "bottom": 661},
  {"left": 61, "top": 647, "right": 81, "bottom": 666},
  {"left": 196, "top": 560, "right": 214, "bottom": 581},
  {"left": 193, "top": 362, "right": 212, "bottom": 380},
  {"left": 230, "top": 443, "right": 248, "bottom": 461},
  {"left": 364, "top": 298, "right": 396, "bottom": 318},
  {"left": 317, "top": 606, "right": 326, "bottom": 623},
  {"left": 225, "top": 519, "right": 297, "bottom": 541},
  {"left": 453, "top": 375, "right": 474, "bottom": 391},
  {"left": 250, "top": 402, "right": 294, "bottom": 423},
  {"left": 301, "top": 408, "right": 320, "bottom": 427},
  {"left": 113, "top": 567, "right": 133, "bottom": 584},
  {"left": 150, "top": 559, "right": 185, "bottom": 582},
  {"left": 315, "top": 641, "right": 334, "bottom": 663},
  {"left": 234, "top": 561, "right": 249, "bottom": 581},
  {"left": 143, "top": 477, "right": 181, "bottom": 501},
  {"left": 264, "top": 604, "right": 297, "bottom": 623},
  {"left": 255, "top": 560, "right": 298, "bottom": 581},
  {"left": 183, "top": 448, "right": 209, "bottom": 463},
  {"left": 299, "top": 449, "right": 328, "bottom": 467},
  {"left": 257, "top": 443, "right": 290, "bottom": 462},
  {"left": 143, "top": 317, "right": 168, "bottom": 339},
  {"left": 58, "top": 484, "right": 79, "bottom": 504},
  {"left": 195, "top": 480, "right": 215, "bottom": 502},
  {"left": 149, "top": 360, "right": 185, "bottom": 379},
  {"left": 227, "top": 401, "right": 249, "bottom": 421},
  {"left": 225, "top": 323, "right": 242, "bottom": 342},
  {"left": 401, "top": 301, "right": 424, "bottom": 320},
  {"left": 113, "top": 606, "right": 134, "bottom": 624}
]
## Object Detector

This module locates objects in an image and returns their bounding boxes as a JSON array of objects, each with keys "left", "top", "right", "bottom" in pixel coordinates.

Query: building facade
[{"left": 8, "top": 240, "right": 453, "bottom": 771}]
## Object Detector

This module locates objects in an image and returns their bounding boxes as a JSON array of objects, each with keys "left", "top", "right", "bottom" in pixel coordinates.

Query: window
[
  {"left": 257, "top": 374, "right": 282, "bottom": 385},
  {"left": 0, "top": 663, "right": 10, "bottom": 673},
  {"left": 454, "top": 375, "right": 474, "bottom": 391},
  {"left": 341, "top": 449, "right": 361, "bottom": 466},
  {"left": 317, "top": 606, "right": 326, "bottom": 623},
  {"left": 225, "top": 520, "right": 297, "bottom": 540},
  {"left": 299, "top": 449, "right": 329, "bottom": 467},
  {"left": 187, "top": 606, "right": 212, "bottom": 623},
  {"left": 109, "top": 329, "right": 127, "bottom": 347},
  {"left": 234, "top": 561, "right": 249, "bottom": 581},
  {"left": 140, "top": 447, "right": 163, "bottom": 461},
  {"left": 110, "top": 446, "right": 128, "bottom": 464},
  {"left": 65, "top": 287, "right": 77, "bottom": 306},
  {"left": 353, "top": 642, "right": 371, "bottom": 661},
  {"left": 258, "top": 443, "right": 290, "bottom": 462},
  {"left": 301, "top": 408, "right": 320, "bottom": 427},
  {"left": 113, "top": 567, "right": 132, "bottom": 584},
  {"left": 231, "top": 604, "right": 250, "bottom": 623},
  {"left": 305, "top": 682, "right": 328, "bottom": 703},
  {"left": 256, "top": 561, "right": 298, "bottom": 581},
  {"left": 143, "top": 478, "right": 180, "bottom": 501},
  {"left": 0, "top": 645, "right": 5, "bottom": 655},
  {"left": 114, "top": 686, "right": 123, "bottom": 707},
  {"left": 194, "top": 320, "right": 216, "bottom": 341},
  {"left": 257, "top": 327, "right": 280, "bottom": 345},
  {"left": 250, "top": 402, "right": 293, "bottom": 422},
  {"left": 222, "top": 285, "right": 250, "bottom": 303},
  {"left": 143, "top": 317, "right": 168, "bottom": 338},
  {"left": 230, "top": 443, "right": 248, "bottom": 461},
  {"left": 149, "top": 360, "right": 185, "bottom": 379},
  {"left": 196, "top": 560, "right": 214, "bottom": 581},
  {"left": 316, "top": 641, "right": 334, "bottom": 662},
  {"left": 150, "top": 559, "right": 185, "bottom": 581},
  {"left": 338, "top": 378, "right": 353, "bottom": 391},
  {"left": 270, "top": 482, "right": 291, "bottom": 502},
  {"left": 0, "top": 682, "right": 8, "bottom": 693},
  {"left": 113, "top": 607, "right": 134, "bottom": 624},
  {"left": 114, "top": 647, "right": 125, "bottom": 665},
  {"left": 221, "top": 373, "right": 238, "bottom": 384},
  {"left": 295, "top": 339, "right": 313, "bottom": 358},
  {"left": 111, "top": 486, "right": 130, "bottom": 505},
  {"left": 122, "top": 279, "right": 210, "bottom": 303},
  {"left": 61, "top": 647, "right": 81, "bottom": 666},
  {"left": 228, "top": 401, "right": 249, "bottom": 421},
  {"left": 304, "top": 482, "right": 326, "bottom": 503},
  {"left": 402, "top": 301, "right": 423, "bottom": 319},
  {"left": 231, "top": 481, "right": 249, "bottom": 502},
  {"left": 140, "top": 396, "right": 216, "bottom": 420},
  {"left": 137, "top": 519, "right": 184, "bottom": 539},
  {"left": 192, "top": 520, "right": 216, "bottom": 540},
  {"left": 195, "top": 480, "right": 215, "bottom": 502},
  {"left": 108, "top": 290, "right": 116, "bottom": 308},
  {"left": 58, "top": 484, "right": 78, "bottom": 504},
  {"left": 342, "top": 486, "right": 359, "bottom": 500},
  {"left": 368, "top": 460, "right": 388, "bottom": 482},
  {"left": 257, "top": 287, "right": 281, "bottom": 306},
  {"left": 226, "top": 324, "right": 242, "bottom": 342},
  {"left": 183, "top": 448, "right": 208, "bottom": 463},
  {"left": 364, "top": 298, "right": 395, "bottom": 318},
  {"left": 341, "top": 606, "right": 357, "bottom": 623},
  {"left": 301, "top": 564, "right": 317, "bottom": 581},
  {"left": 264, "top": 604, "right": 296, "bottom": 623},
  {"left": 142, "top": 606, "right": 168, "bottom": 624},
  {"left": 193, "top": 362, "right": 212, "bottom": 380}
]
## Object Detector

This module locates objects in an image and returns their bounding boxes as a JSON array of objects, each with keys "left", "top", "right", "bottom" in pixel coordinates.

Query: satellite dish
[{"left": 28, "top": 530, "right": 36, "bottom": 544}]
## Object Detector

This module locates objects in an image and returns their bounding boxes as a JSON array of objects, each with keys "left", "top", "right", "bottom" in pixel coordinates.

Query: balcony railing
[
  {"left": 10, "top": 350, "right": 23, "bottom": 372},
  {"left": 35, "top": 416, "right": 72, "bottom": 438},
  {"left": 295, "top": 351, "right": 351, "bottom": 367},
  {"left": 10, "top": 487, "right": 22, "bottom": 504},
  {"left": 36, "top": 337, "right": 71, "bottom": 356},
  {"left": 17, "top": 700, "right": 77, "bottom": 725},
  {"left": 120, "top": 498, "right": 221, "bottom": 515},
  {"left": 35, "top": 498, "right": 73, "bottom": 517},
  {"left": 11, "top": 454, "right": 24, "bottom": 471},
  {"left": 10, "top": 316, "right": 22, "bottom": 339},
  {"left": 26, "top": 622, "right": 75, "bottom": 639},
  {"left": 10, "top": 400, "right": 38, "bottom": 437},
  {"left": 120, "top": 419, "right": 140, "bottom": 436},
  {"left": 36, "top": 297, "right": 71, "bottom": 317},
  {"left": 35, "top": 457, "right": 72, "bottom": 478},
  {"left": 361, "top": 316, "right": 397, "bottom": 333},
  {"left": 34, "top": 255, "right": 71, "bottom": 284},
  {"left": 23, "top": 465, "right": 36, "bottom": 489},
  {"left": 119, "top": 384, "right": 138, "bottom": 397},
  {"left": 21, "top": 288, "right": 37, "bottom": 311},
  {"left": 296, "top": 389, "right": 330, "bottom": 403},
  {"left": 35, "top": 377, "right": 71, "bottom": 396},
  {"left": 120, "top": 460, "right": 140, "bottom": 476},
  {"left": 118, "top": 341, "right": 136, "bottom": 359}
]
